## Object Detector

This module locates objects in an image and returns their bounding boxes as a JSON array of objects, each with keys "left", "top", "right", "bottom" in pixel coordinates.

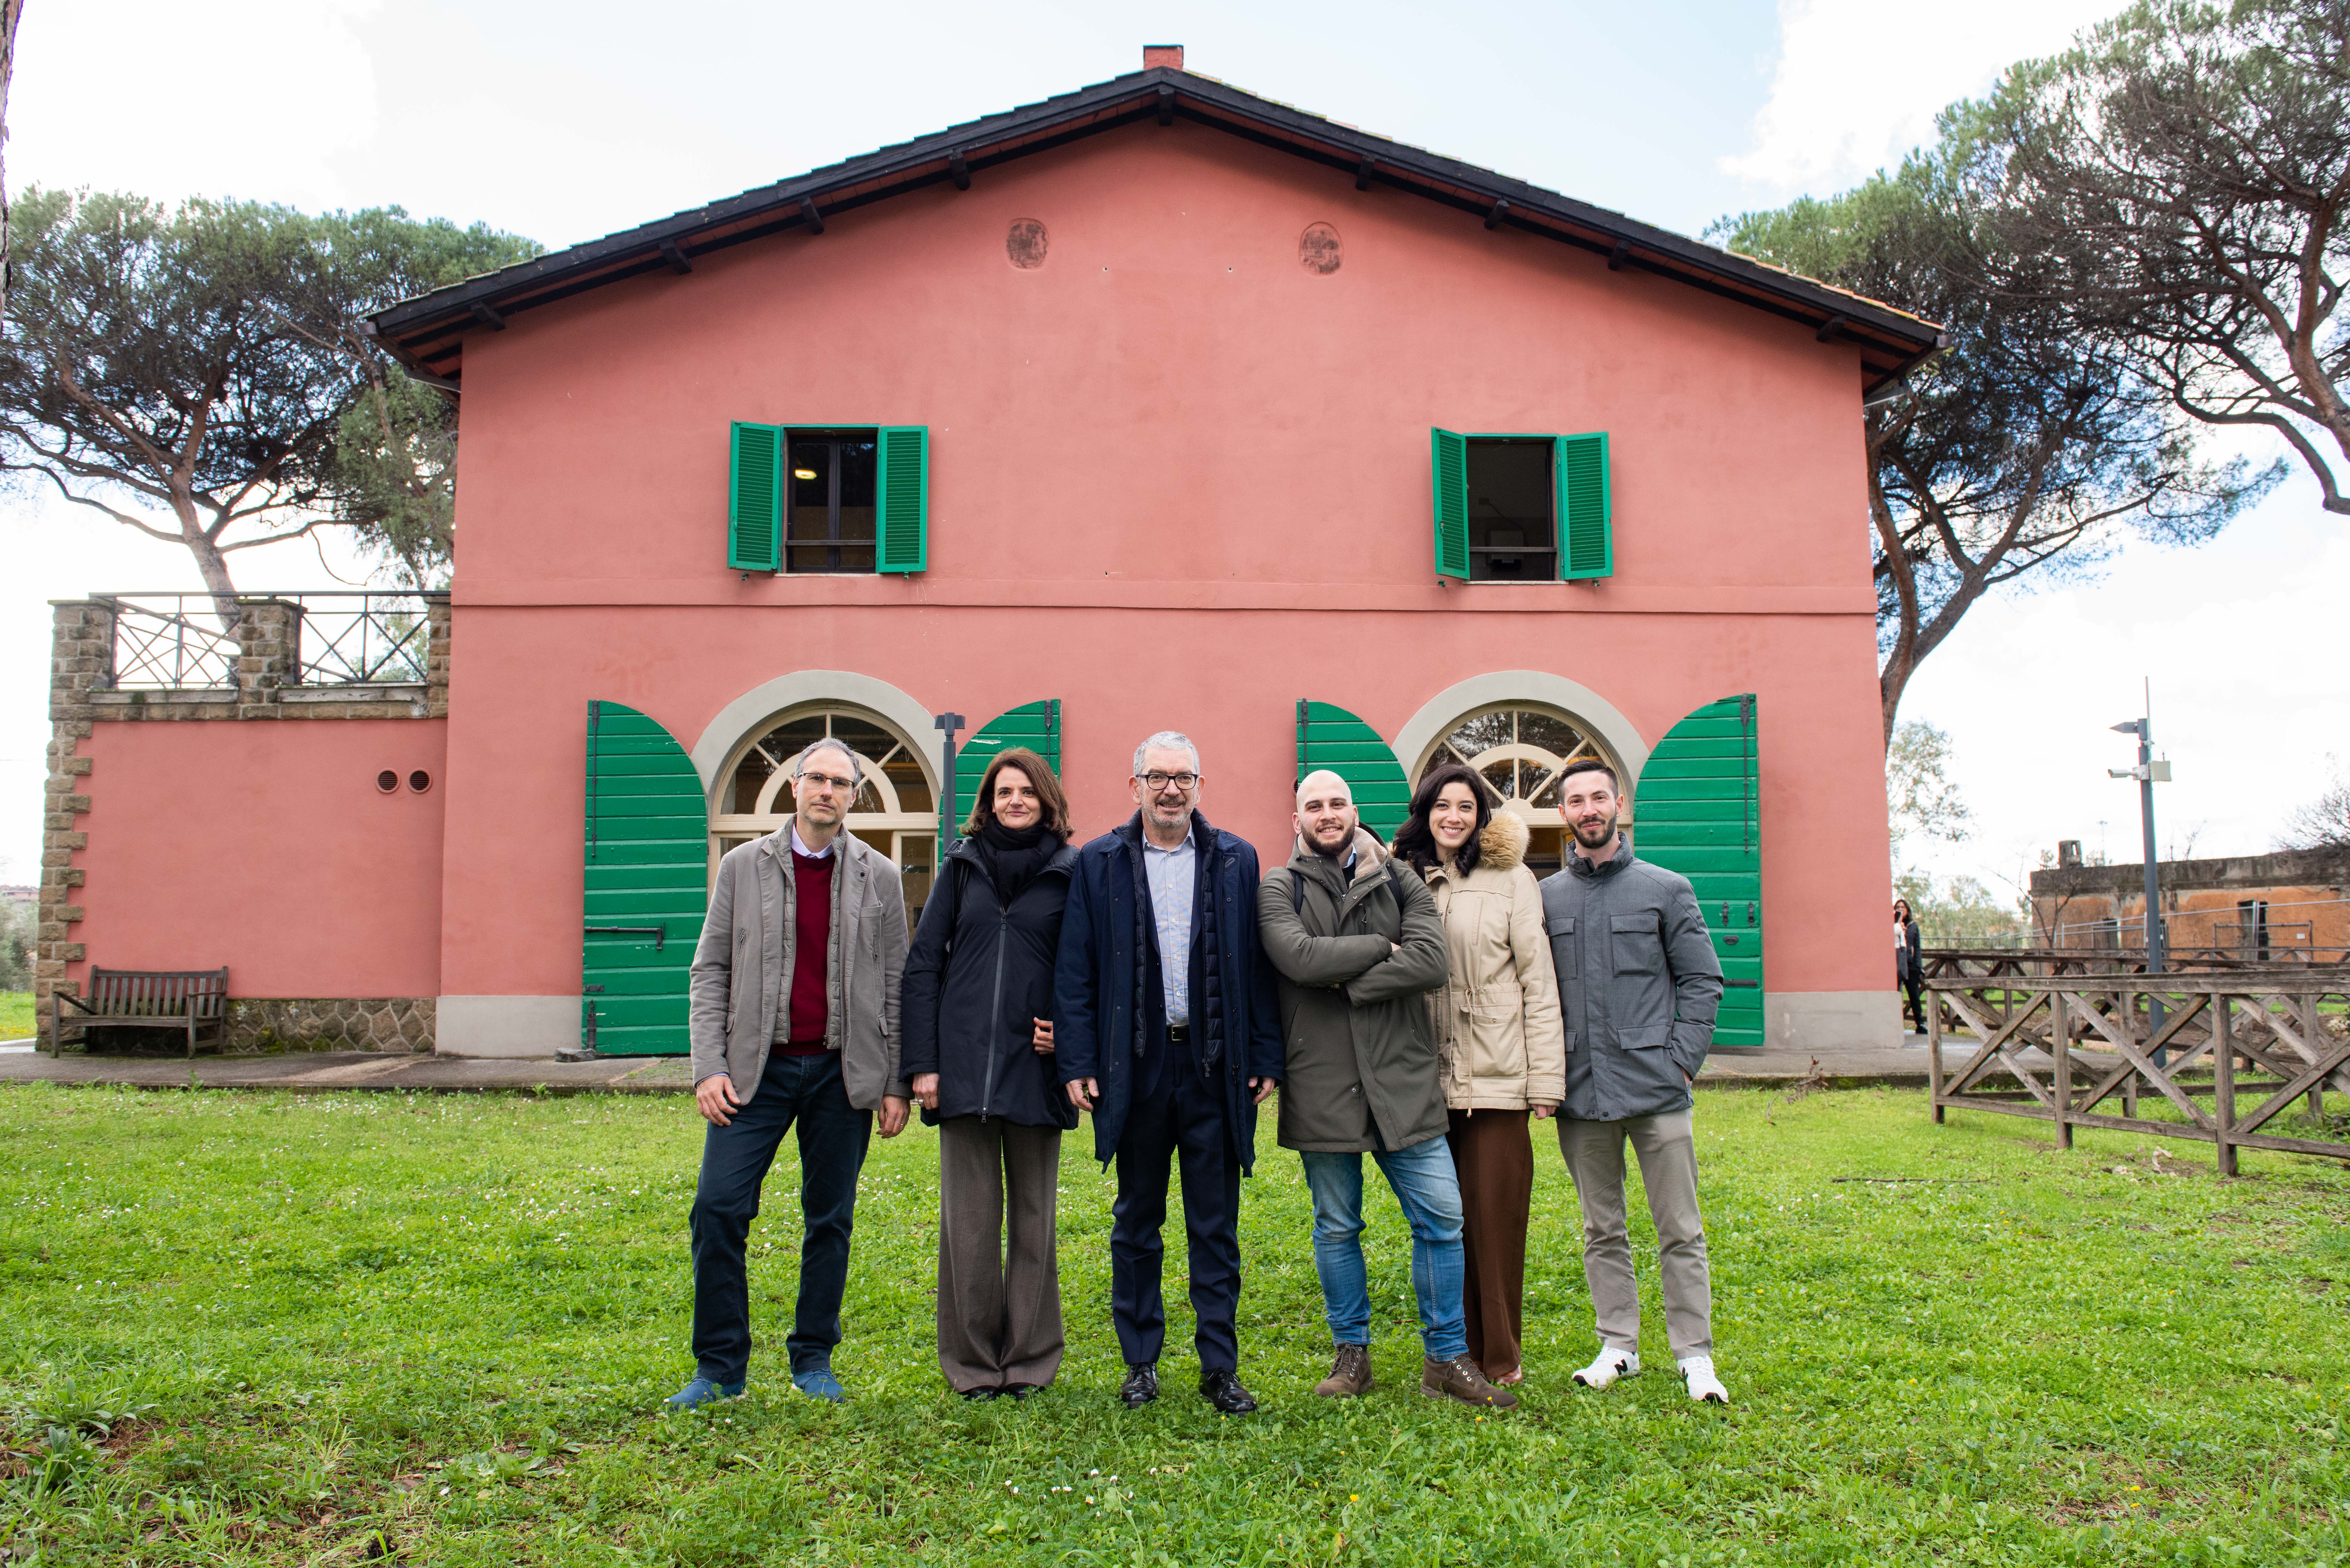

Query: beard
[{"left": 1571, "top": 815, "right": 1616, "bottom": 849}]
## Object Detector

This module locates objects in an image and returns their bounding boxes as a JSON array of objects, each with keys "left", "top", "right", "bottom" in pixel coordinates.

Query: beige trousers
[
  {"left": 936, "top": 1116, "right": 1065, "bottom": 1393},
  {"left": 1557, "top": 1109, "right": 1713, "bottom": 1358}
]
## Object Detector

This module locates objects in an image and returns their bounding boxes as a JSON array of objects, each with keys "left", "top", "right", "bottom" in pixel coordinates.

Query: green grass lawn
[
  {"left": 2, "top": 1085, "right": 2346, "bottom": 1567},
  {"left": 0, "top": 992, "right": 32, "bottom": 1040}
]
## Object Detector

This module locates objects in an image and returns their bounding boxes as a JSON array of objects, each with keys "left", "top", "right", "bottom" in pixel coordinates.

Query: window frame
[
  {"left": 783, "top": 427, "right": 881, "bottom": 576},
  {"left": 1461, "top": 432, "right": 1562, "bottom": 584}
]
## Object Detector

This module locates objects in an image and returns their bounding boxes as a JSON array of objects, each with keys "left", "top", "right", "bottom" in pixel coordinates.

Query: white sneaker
[
  {"left": 1679, "top": 1355, "right": 1730, "bottom": 1404},
  {"left": 1571, "top": 1346, "right": 1639, "bottom": 1389}
]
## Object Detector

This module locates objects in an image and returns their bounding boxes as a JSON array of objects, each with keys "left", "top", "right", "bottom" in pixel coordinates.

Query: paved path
[{"left": 0, "top": 1039, "right": 1936, "bottom": 1094}]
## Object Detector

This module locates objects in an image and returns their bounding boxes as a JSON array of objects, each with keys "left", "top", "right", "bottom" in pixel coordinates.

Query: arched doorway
[
  {"left": 1416, "top": 704, "right": 1629, "bottom": 880},
  {"left": 709, "top": 705, "right": 940, "bottom": 919}
]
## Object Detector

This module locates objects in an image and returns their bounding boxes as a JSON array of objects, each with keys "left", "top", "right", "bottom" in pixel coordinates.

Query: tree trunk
[
  {"left": 0, "top": 0, "right": 23, "bottom": 323},
  {"left": 182, "top": 522, "right": 242, "bottom": 630}
]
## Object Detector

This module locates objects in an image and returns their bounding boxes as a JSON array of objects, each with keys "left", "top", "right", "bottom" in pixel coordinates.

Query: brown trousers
[
  {"left": 936, "top": 1116, "right": 1065, "bottom": 1393},
  {"left": 1446, "top": 1108, "right": 1533, "bottom": 1380}
]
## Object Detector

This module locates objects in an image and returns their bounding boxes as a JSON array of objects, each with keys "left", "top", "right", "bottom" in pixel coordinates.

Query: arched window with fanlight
[
  {"left": 709, "top": 705, "right": 940, "bottom": 920},
  {"left": 1416, "top": 705, "right": 1629, "bottom": 880}
]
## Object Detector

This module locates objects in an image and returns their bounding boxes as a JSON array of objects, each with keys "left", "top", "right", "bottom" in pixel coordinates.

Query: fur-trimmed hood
[{"left": 1477, "top": 811, "right": 1529, "bottom": 873}]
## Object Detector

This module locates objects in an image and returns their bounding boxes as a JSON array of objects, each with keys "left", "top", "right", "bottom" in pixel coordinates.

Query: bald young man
[{"left": 1256, "top": 771, "right": 1515, "bottom": 1409}]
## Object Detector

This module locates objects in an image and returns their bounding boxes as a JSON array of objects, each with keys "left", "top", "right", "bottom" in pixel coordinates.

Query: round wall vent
[
  {"left": 408, "top": 770, "right": 433, "bottom": 794},
  {"left": 376, "top": 770, "right": 399, "bottom": 793}
]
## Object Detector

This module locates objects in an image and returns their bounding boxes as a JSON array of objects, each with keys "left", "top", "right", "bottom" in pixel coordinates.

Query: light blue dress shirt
[{"left": 1141, "top": 832, "right": 1197, "bottom": 1027}]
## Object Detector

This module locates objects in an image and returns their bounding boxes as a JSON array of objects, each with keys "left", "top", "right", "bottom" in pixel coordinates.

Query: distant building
[
  {"left": 0, "top": 885, "right": 36, "bottom": 905},
  {"left": 2028, "top": 847, "right": 2350, "bottom": 960}
]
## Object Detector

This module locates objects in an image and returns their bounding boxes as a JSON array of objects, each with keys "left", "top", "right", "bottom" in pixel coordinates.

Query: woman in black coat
[
  {"left": 1893, "top": 898, "right": 1924, "bottom": 1032},
  {"left": 900, "top": 747, "right": 1079, "bottom": 1399}
]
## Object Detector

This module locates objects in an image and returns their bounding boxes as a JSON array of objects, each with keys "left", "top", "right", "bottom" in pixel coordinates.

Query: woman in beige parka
[{"left": 1392, "top": 761, "right": 1564, "bottom": 1386}]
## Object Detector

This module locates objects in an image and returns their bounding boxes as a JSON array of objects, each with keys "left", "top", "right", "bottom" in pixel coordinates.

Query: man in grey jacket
[
  {"left": 1540, "top": 756, "right": 1730, "bottom": 1405},
  {"left": 668, "top": 737, "right": 912, "bottom": 1411},
  {"left": 1258, "top": 770, "right": 1515, "bottom": 1409}
]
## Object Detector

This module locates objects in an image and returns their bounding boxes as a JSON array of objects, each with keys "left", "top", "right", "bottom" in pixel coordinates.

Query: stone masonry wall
[{"left": 36, "top": 595, "right": 452, "bottom": 1053}]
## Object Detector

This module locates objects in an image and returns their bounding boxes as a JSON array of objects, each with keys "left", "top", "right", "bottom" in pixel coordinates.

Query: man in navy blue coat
[{"left": 1053, "top": 730, "right": 1284, "bottom": 1414}]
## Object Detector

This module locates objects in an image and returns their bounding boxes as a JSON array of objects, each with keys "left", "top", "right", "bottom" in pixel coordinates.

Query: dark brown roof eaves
[{"left": 368, "top": 67, "right": 1945, "bottom": 389}]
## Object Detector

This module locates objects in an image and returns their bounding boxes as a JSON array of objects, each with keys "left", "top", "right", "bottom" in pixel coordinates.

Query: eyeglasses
[
  {"left": 1141, "top": 772, "right": 1200, "bottom": 792},
  {"left": 795, "top": 770, "right": 860, "bottom": 794}
]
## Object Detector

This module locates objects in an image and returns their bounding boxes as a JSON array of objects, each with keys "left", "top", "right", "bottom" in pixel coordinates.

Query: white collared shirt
[{"left": 791, "top": 821, "right": 836, "bottom": 859}]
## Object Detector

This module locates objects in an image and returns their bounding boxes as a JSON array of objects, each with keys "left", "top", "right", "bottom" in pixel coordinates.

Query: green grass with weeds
[
  {"left": 2, "top": 1082, "right": 2345, "bottom": 1565},
  {"left": 0, "top": 992, "right": 32, "bottom": 1040}
]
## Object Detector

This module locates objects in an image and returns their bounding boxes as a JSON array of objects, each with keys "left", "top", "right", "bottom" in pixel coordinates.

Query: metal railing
[
  {"left": 98, "top": 592, "right": 444, "bottom": 690},
  {"left": 105, "top": 597, "right": 239, "bottom": 689}
]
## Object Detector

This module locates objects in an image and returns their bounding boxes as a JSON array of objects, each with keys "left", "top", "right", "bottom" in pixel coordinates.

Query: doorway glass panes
[
  {"left": 1424, "top": 705, "right": 1626, "bottom": 881},
  {"left": 712, "top": 705, "right": 938, "bottom": 921}
]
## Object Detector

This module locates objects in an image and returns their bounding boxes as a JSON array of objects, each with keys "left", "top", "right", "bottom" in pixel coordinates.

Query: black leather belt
[{"left": 1166, "top": 1023, "right": 1191, "bottom": 1044}]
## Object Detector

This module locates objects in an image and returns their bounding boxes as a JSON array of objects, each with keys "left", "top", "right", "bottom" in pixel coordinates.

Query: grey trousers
[
  {"left": 1557, "top": 1109, "right": 1713, "bottom": 1358},
  {"left": 937, "top": 1116, "right": 1065, "bottom": 1393}
]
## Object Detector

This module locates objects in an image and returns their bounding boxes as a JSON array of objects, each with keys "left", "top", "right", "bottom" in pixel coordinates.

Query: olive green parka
[{"left": 1257, "top": 830, "right": 1450, "bottom": 1153}]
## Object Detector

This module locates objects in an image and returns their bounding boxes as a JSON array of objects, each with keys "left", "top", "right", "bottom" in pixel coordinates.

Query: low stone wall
[
  {"left": 55, "top": 998, "right": 437, "bottom": 1056},
  {"left": 224, "top": 997, "right": 436, "bottom": 1054}
]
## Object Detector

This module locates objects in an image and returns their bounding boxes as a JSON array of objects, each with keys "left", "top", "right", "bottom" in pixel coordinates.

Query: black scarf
[{"left": 979, "top": 819, "right": 1058, "bottom": 904}]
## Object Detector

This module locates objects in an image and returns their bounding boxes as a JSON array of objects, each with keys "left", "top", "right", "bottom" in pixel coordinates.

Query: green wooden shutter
[
  {"left": 1296, "top": 700, "right": 1412, "bottom": 841},
  {"left": 876, "top": 425, "right": 929, "bottom": 574},
  {"left": 945, "top": 700, "right": 1061, "bottom": 844},
  {"left": 1557, "top": 431, "right": 1611, "bottom": 580},
  {"left": 728, "top": 422, "right": 783, "bottom": 571},
  {"left": 1430, "top": 428, "right": 1469, "bottom": 580},
  {"left": 583, "top": 700, "right": 709, "bottom": 1056},
  {"left": 1633, "top": 694, "right": 1762, "bottom": 1049}
]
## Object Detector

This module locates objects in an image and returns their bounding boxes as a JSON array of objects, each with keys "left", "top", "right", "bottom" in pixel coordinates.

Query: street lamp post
[
  {"left": 2109, "top": 690, "right": 2173, "bottom": 1061},
  {"left": 936, "top": 712, "right": 967, "bottom": 862}
]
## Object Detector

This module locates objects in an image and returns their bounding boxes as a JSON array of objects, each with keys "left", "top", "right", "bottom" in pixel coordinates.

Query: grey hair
[
  {"left": 792, "top": 737, "right": 865, "bottom": 786},
  {"left": 1132, "top": 730, "right": 1202, "bottom": 776}
]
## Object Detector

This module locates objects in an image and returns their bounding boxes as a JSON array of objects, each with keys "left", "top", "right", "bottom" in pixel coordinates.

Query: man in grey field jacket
[{"left": 1539, "top": 756, "right": 1731, "bottom": 1406}]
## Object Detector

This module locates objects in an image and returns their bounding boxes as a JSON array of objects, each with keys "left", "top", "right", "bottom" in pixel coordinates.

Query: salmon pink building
[{"left": 36, "top": 51, "right": 1940, "bottom": 1059}]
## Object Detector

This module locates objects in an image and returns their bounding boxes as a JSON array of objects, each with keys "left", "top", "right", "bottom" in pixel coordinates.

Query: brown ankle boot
[
  {"left": 1314, "top": 1343, "right": 1374, "bottom": 1398},
  {"left": 1420, "top": 1354, "right": 1518, "bottom": 1409}
]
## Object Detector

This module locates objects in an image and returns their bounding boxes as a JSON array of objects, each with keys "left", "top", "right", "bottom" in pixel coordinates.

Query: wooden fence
[{"left": 1927, "top": 969, "right": 2350, "bottom": 1176}]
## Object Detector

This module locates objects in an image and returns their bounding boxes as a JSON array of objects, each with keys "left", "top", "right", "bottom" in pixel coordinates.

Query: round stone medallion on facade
[
  {"left": 1006, "top": 218, "right": 1048, "bottom": 269},
  {"left": 1299, "top": 222, "right": 1341, "bottom": 275}
]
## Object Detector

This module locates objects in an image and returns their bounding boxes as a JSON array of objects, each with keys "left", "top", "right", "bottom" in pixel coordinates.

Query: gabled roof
[{"left": 366, "top": 65, "right": 1944, "bottom": 389}]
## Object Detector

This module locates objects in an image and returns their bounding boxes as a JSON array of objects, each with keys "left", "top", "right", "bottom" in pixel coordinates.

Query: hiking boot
[
  {"left": 1419, "top": 1355, "right": 1518, "bottom": 1409},
  {"left": 1314, "top": 1343, "right": 1374, "bottom": 1398}
]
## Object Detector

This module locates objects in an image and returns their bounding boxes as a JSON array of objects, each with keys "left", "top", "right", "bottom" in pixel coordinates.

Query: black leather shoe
[
  {"left": 1119, "top": 1364, "right": 1160, "bottom": 1407},
  {"left": 1199, "top": 1367, "right": 1258, "bottom": 1415},
  {"left": 1003, "top": 1383, "right": 1039, "bottom": 1401},
  {"left": 960, "top": 1386, "right": 1001, "bottom": 1402}
]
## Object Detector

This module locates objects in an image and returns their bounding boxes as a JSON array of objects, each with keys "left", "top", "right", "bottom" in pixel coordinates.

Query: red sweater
[{"left": 779, "top": 848, "right": 834, "bottom": 1053}]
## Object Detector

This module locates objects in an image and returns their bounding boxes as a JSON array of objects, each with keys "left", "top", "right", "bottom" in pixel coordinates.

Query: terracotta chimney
[{"left": 1143, "top": 44, "right": 1184, "bottom": 71}]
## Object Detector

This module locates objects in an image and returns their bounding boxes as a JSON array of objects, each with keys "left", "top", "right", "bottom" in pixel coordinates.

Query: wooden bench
[{"left": 50, "top": 967, "right": 230, "bottom": 1058}]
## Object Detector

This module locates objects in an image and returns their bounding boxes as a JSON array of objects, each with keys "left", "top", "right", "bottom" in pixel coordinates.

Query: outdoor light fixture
[{"left": 793, "top": 468, "right": 818, "bottom": 480}]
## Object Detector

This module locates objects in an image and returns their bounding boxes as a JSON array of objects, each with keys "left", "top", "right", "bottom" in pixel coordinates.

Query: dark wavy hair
[
  {"left": 1392, "top": 762, "right": 1497, "bottom": 875},
  {"left": 963, "top": 747, "right": 1072, "bottom": 838}
]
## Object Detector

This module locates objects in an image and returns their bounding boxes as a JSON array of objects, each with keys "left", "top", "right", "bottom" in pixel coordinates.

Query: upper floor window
[
  {"left": 729, "top": 423, "right": 928, "bottom": 575},
  {"left": 1430, "top": 429, "right": 1611, "bottom": 583}
]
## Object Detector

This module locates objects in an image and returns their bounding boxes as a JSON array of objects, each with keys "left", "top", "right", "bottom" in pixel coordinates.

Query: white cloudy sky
[{"left": 2, "top": 0, "right": 2338, "bottom": 898}]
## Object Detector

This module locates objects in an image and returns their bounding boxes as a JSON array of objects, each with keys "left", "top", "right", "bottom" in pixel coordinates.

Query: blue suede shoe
[
  {"left": 792, "top": 1366, "right": 847, "bottom": 1404},
  {"left": 663, "top": 1376, "right": 745, "bottom": 1412}
]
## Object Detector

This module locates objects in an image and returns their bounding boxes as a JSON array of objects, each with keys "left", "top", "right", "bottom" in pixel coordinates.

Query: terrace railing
[
  {"left": 1926, "top": 969, "right": 2350, "bottom": 1175},
  {"left": 98, "top": 592, "right": 446, "bottom": 690}
]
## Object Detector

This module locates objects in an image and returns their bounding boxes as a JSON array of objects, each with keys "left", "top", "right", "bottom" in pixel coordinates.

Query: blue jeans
[
  {"left": 689, "top": 1050, "right": 872, "bottom": 1383},
  {"left": 1299, "top": 1136, "right": 1468, "bottom": 1363}
]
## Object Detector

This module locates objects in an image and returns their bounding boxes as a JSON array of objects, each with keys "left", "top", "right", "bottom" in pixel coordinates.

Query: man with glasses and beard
[
  {"left": 669, "top": 737, "right": 912, "bottom": 1411},
  {"left": 1541, "top": 757, "right": 1730, "bottom": 1406},
  {"left": 1053, "top": 732, "right": 1285, "bottom": 1414}
]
